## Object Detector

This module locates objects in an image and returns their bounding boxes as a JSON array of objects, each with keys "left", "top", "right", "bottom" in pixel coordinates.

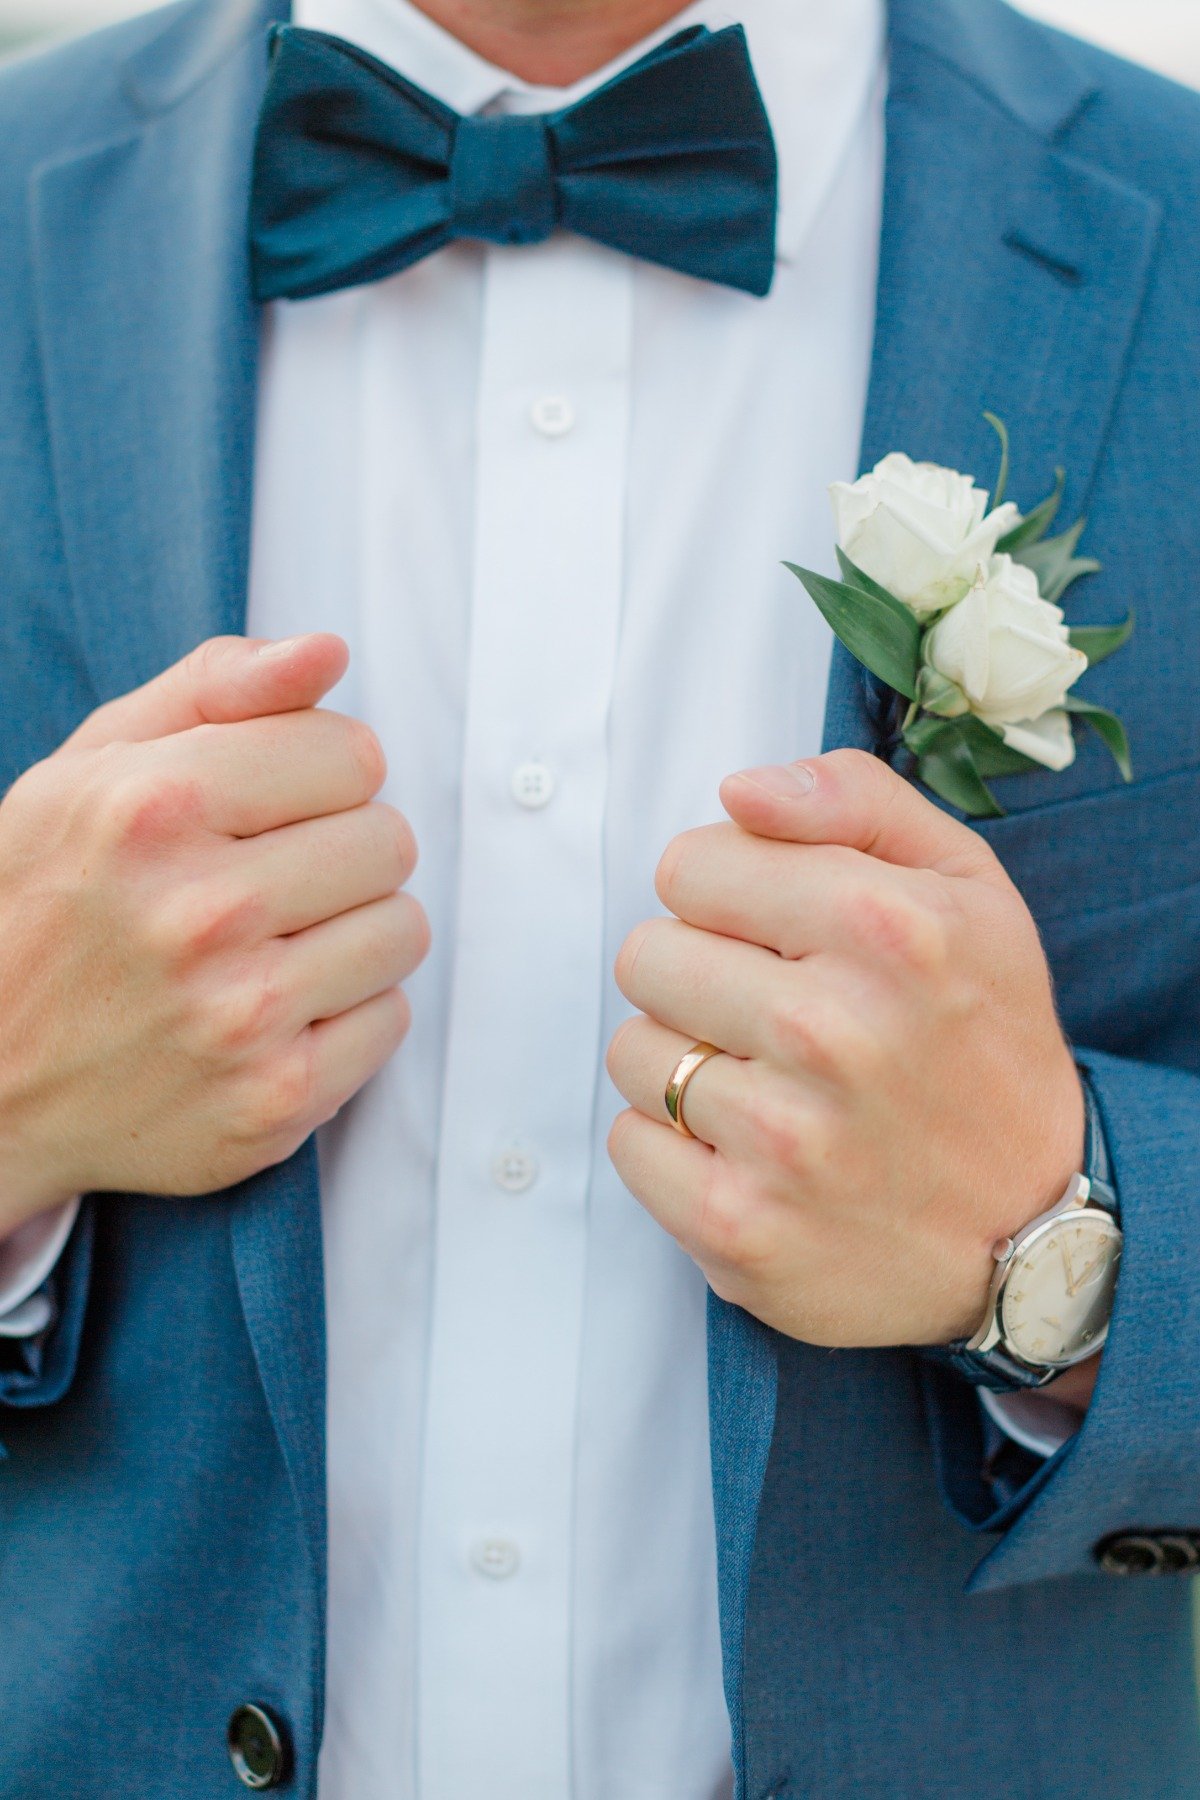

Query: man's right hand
[{"left": 0, "top": 633, "right": 428, "bottom": 1236}]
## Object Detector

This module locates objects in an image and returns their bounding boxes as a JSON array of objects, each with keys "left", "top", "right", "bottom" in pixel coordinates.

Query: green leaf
[
  {"left": 1067, "top": 611, "right": 1135, "bottom": 667},
  {"left": 785, "top": 563, "right": 921, "bottom": 699},
  {"left": 905, "top": 712, "right": 1042, "bottom": 783},
  {"left": 1062, "top": 696, "right": 1133, "bottom": 781},
  {"left": 952, "top": 715, "right": 1046, "bottom": 778},
  {"left": 903, "top": 716, "right": 1015, "bottom": 810},
  {"left": 902, "top": 713, "right": 956, "bottom": 758},
  {"left": 1013, "top": 516, "right": 1101, "bottom": 604},
  {"left": 915, "top": 732, "right": 1006, "bottom": 818},
  {"left": 996, "top": 468, "right": 1065, "bottom": 554},
  {"left": 983, "top": 411, "right": 1010, "bottom": 509}
]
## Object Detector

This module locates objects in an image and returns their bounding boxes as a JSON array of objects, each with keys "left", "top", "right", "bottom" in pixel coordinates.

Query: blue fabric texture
[
  {"left": 1, "top": 1, "right": 1200, "bottom": 1796},
  {"left": 249, "top": 22, "right": 779, "bottom": 299}
]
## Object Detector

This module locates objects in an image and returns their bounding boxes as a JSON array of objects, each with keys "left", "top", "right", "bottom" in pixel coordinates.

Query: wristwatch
[{"left": 935, "top": 1080, "right": 1122, "bottom": 1393}]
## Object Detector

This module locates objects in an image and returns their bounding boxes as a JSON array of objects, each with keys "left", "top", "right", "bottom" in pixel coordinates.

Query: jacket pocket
[
  {"left": 972, "top": 763, "right": 1200, "bottom": 1062},
  {"left": 973, "top": 761, "right": 1200, "bottom": 926}
]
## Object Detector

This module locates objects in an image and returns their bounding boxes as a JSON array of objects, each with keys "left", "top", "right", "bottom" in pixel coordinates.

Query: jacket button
[
  {"left": 227, "top": 1704, "right": 290, "bottom": 1789},
  {"left": 1095, "top": 1531, "right": 1200, "bottom": 1575},
  {"left": 1158, "top": 1534, "right": 1200, "bottom": 1573}
]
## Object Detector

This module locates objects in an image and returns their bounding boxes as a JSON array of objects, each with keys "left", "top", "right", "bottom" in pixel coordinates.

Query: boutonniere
[{"left": 787, "top": 417, "right": 1133, "bottom": 818}]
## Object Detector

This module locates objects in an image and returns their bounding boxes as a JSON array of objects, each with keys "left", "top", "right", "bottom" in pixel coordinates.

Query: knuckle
[
  {"left": 653, "top": 833, "right": 690, "bottom": 911},
  {"left": 344, "top": 718, "right": 387, "bottom": 792},
  {"left": 402, "top": 894, "right": 432, "bottom": 967},
  {"left": 823, "top": 747, "right": 901, "bottom": 834},
  {"left": 386, "top": 983, "right": 414, "bottom": 1047},
  {"left": 369, "top": 895, "right": 419, "bottom": 974},
  {"left": 766, "top": 990, "right": 870, "bottom": 1088},
  {"left": 825, "top": 747, "right": 879, "bottom": 782},
  {"left": 94, "top": 758, "right": 204, "bottom": 856},
  {"left": 234, "top": 1040, "right": 317, "bottom": 1146},
  {"left": 150, "top": 883, "right": 266, "bottom": 965},
  {"left": 744, "top": 1091, "right": 811, "bottom": 1178},
  {"left": 375, "top": 802, "right": 418, "bottom": 883},
  {"left": 1, "top": 756, "right": 53, "bottom": 828},
  {"left": 604, "top": 1017, "right": 639, "bottom": 1084},
  {"left": 766, "top": 987, "right": 829, "bottom": 1071},
  {"left": 203, "top": 968, "right": 289, "bottom": 1059},
  {"left": 823, "top": 746, "right": 895, "bottom": 805},
  {"left": 331, "top": 988, "right": 412, "bottom": 1110},
  {"left": 189, "top": 634, "right": 239, "bottom": 689},
  {"left": 693, "top": 1169, "right": 777, "bottom": 1273},
  {"left": 606, "top": 1107, "right": 634, "bottom": 1164},
  {"left": 613, "top": 920, "right": 656, "bottom": 997},
  {"left": 844, "top": 882, "right": 948, "bottom": 975},
  {"left": 654, "top": 825, "right": 729, "bottom": 915},
  {"left": 607, "top": 1106, "right": 657, "bottom": 1184}
]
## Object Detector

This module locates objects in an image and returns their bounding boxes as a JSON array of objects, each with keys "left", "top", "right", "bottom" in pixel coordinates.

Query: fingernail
[
  {"left": 255, "top": 635, "right": 305, "bottom": 659},
  {"left": 735, "top": 762, "right": 816, "bottom": 799}
]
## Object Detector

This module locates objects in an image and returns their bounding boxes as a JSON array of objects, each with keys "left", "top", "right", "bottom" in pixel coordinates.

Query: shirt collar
[{"left": 292, "top": 0, "right": 886, "bottom": 267}]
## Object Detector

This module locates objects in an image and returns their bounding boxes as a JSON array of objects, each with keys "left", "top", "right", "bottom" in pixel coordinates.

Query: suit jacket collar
[
  {"left": 122, "top": 0, "right": 282, "bottom": 115},
  {"left": 29, "top": 0, "right": 324, "bottom": 1712},
  {"left": 891, "top": 0, "right": 1097, "bottom": 138},
  {"left": 820, "top": 0, "right": 1159, "bottom": 759}
]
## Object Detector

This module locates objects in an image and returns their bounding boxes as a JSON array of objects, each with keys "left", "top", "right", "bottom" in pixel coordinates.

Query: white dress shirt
[
  {"left": 0, "top": 1, "right": 1072, "bottom": 1794},
  {"left": 263, "top": 4, "right": 882, "bottom": 1793}
]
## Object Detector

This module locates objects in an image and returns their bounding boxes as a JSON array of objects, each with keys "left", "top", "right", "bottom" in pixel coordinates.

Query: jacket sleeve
[
  {"left": 0, "top": 1199, "right": 94, "bottom": 1416},
  {"left": 922, "top": 1046, "right": 1200, "bottom": 1593}
]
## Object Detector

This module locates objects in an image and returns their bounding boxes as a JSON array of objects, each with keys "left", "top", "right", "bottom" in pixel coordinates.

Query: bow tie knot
[
  {"left": 250, "top": 22, "right": 778, "bottom": 301},
  {"left": 451, "top": 114, "right": 556, "bottom": 247}
]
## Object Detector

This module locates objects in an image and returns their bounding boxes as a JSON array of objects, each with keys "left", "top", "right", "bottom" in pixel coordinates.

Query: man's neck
[{"left": 407, "top": 0, "right": 696, "bottom": 84}]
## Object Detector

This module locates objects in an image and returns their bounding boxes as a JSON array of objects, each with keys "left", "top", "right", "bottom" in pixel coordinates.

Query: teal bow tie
[{"left": 249, "top": 22, "right": 779, "bottom": 302}]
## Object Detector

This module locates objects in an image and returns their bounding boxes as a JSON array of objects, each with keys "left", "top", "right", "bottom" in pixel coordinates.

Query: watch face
[{"left": 999, "top": 1210, "right": 1122, "bottom": 1368}]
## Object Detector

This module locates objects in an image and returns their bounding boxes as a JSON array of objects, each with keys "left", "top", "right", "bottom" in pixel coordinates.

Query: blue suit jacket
[{"left": 2, "top": 2, "right": 1200, "bottom": 1796}]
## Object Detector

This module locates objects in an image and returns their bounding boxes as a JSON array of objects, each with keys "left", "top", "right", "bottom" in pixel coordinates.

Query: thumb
[
  {"left": 59, "top": 633, "right": 350, "bottom": 753},
  {"left": 719, "top": 747, "right": 995, "bottom": 878}
]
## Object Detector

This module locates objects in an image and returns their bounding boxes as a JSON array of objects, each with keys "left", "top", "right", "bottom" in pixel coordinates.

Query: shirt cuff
[
  {"left": 0, "top": 1199, "right": 82, "bottom": 1337},
  {"left": 980, "top": 1384, "right": 1083, "bottom": 1460}
]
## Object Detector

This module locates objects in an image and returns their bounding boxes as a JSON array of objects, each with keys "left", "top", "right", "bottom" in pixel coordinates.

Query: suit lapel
[
  {"left": 821, "top": 0, "right": 1161, "bottom": 761},
  {"left": 28, "top": 0, "right": 326, "bottom": 1614},
  {"left": 30, "top": 0, "right": 280, "bottom": 705},
  {"left": 720, "top": 3, "right": 1160, "bottom": 1790}
]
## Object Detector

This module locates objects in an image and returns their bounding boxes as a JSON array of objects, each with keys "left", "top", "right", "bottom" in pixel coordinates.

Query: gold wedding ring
[{"left": 664, "top": 1041, "right": 724, "bottom": 1139}]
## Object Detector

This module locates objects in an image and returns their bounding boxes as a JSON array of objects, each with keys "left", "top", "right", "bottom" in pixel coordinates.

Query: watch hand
[
  {"left": 1059, "top": 1237, "right": 1076, "bottom": 1292},
  {"left": 1065, "top": 1251, "right": 1108, "bottom": 1298}
]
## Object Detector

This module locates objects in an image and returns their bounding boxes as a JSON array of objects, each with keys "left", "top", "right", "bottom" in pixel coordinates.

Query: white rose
[
  {"left": 924, "top": 555, "right": 1088, "bottom": 769},
  {"left": 830, "top": 452, "right": 1020, "bottom": 616},
  {"left": 997, "top": 709, "right": 1076, "bottom": 772}
]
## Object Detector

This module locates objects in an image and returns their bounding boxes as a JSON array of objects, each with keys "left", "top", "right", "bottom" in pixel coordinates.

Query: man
[{"left": 0, "top": 0, "right": 1198, "bottom": 1794}]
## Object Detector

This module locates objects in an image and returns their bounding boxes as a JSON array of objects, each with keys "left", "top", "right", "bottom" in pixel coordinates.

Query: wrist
[
  {"left": 948, "top": 1053, "right": 1088, "bottom": 1348},
  {"left": 0, "top": 1138, "right": 81, "bottom": 1240},
  {"left": 933, "top": 1074, "right": 1120, "bottom": 1393}
]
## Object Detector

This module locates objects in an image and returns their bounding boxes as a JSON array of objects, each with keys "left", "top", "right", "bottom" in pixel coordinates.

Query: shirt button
[
  {"left": 491, "top": 1147, "right": 538, "bottom": 1193},
  {"left": 511, "top": 761, "right": 556, "bottom": 808},
  {"left": 529, "top": 394, "right": 575, "bottom": 438},
  {"left": 471, "top": 1537, "right": 521, "bottom": 1580}
]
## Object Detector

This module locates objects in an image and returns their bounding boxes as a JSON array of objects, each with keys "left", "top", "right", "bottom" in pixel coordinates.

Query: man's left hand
[{"left": 606, "top": 749, "right": 1086, "bottom": 1349}]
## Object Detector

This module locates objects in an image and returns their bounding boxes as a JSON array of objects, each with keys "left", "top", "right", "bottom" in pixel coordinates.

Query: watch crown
[{"left": 991, "top": 1237, "right": 1015, "bottom": 1264}]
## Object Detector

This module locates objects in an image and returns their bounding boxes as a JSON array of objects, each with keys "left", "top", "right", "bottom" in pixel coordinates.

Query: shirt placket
[{"left": 416, "top": 233, "right": 633, "bottom": 1797}]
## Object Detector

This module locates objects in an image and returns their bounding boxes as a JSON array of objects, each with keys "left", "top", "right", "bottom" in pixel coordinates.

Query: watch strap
[{"left": 926, "top": 1071, "right": 1117, "bottom": 1394}]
